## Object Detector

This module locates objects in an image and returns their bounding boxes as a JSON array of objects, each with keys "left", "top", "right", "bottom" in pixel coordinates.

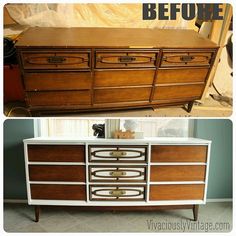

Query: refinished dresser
[
  {"left": 16, "top": 27, "right": 218, "bottom": 115},
  {"left": 23, "top": 137, "right": 211, "bottom": 222}
]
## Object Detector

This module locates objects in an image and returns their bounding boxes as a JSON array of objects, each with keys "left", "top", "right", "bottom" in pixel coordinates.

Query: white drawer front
[
  {"left": 90, "top": 185, "right": 146, "bottom": 201},
  {"left": 88, "top": 145, "right": 147, "bottom": 162},
  {"left": 89, "top": 166, "right": 147, "bottom": 182}
]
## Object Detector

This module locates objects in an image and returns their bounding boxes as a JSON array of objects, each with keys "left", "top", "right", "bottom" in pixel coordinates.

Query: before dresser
[
  {"left": 16, "top": 27, "right": 218, "bottom": 115},
  {"left": 23, "top": 137, "right": 211, "bottom": 222}
]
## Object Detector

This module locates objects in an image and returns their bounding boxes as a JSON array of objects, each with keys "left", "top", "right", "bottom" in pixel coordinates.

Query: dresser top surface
[
  {"left": 23, "top": 137, "right": 211, "bottom": 144},
  {"left": 16, "top": 27, "right": 218, "bottom": 49}
]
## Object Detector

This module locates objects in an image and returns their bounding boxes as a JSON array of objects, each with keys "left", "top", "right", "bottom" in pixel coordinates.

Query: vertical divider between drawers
[
  {"left": 85, "top": 143, "right": 90, "bottom": 202},
  {"left": 24, "top": 142, "right": 32, "bottom": 204},
  {"left": 146, "top": 143, "right": 151, "bottom": 202}
]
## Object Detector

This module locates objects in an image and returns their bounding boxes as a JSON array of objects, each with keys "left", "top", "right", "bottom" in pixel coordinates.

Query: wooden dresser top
[{"left": 16, "top": 27, "right": 218, "bottom": 49}]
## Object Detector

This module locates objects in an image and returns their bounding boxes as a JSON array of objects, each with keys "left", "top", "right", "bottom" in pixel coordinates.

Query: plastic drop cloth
[{"left": 6, "top": 3, "right": 197, "bottom": 29}]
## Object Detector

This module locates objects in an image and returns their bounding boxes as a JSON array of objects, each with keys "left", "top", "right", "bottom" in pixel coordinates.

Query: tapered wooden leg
[
  {"left": 35, "top": 205, "right": 40, "bottom": 222},
  {"left": 187, "top": 101, "right": 194, "bottom": 113},
  {"left": 193, "top": 205, "right": 199, "bottom": 221}
]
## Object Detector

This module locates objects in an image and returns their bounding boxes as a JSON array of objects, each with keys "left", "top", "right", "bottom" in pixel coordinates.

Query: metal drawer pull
[
  {"left": 180, "top": 55, "right": 194, "bottom": 62},
  {"left": 110, "top": 151, "right": 127, "bottom": 157},
  {"left": 47, "top": 56, "right": 66, "bottom": 63},
  {"left": 110, "top": 171, "right": 126, "bottom": 177},
  {"left": 119, "top": 56, "right": 136, "bottom": 63},
  {"left": 109, "top": 190, "right": 126, "bottom": 197}
]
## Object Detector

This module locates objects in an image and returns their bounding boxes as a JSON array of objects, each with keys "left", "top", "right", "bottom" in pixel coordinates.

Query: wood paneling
[
  {"left": 153, "top": 84, "right": 204, "bottom": 101},
  {"left": 157, "top": 68, "right": 209, "bottom": 84},
  {"left": 29, "top": 165, "right": 86, "bottom": 182},
  {"left": 94, "top": 87, "right": 151, "bottom": 104},
  {"left": 150, "top": 184, "right": 205, "bottom": 200},
  {"left": 27, "top": 90, "right": 91, "bottom": 106},
  {"left": 150, "top": 166, "right": 206, "bottom": 181},
  {"left": 28, "top": 145, "right": 85, "bottom": 162},
  {"left": 151, "top": 145, "right": 207, "bottom": 162},
  {"left": 31, "top": 184, "right": 86, "bottom": 200},
  {"left": 24, "top": 72, "right": 92, "bottom": 91},
  {"left": 94, "top": 70, "right": 155, "bottom": 87}
]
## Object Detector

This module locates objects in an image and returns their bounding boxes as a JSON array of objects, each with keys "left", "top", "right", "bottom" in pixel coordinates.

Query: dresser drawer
[
  {"left": 27, "top": 90, "right": 91, "bottom": 106},
  {"left": 153, "top": 84, "right": 204, "bottom": 101},
  {"left": 150, "top": 165, "right": 206, "bottom": 182},
  {"left": 94, "top": 87, "right": 151, "bottom": 104},
  {"left": 94, "top": 70, "right": 155, "bottom": 87},
  {"left": 157, "top": 68, "right": 209, "bottom": 84},
  {"left": 28, "top": 145, "right": 85, "bottom": 162},
  {"left": 150, "top": 184, "right": 205, "bottom": 200},
  {"left": 88, "top": 145, "right": 147, "bottom": 163},
  {"left": 24, "top": 72, "right": 92, "bottom": 91},
  {"left": 29, "top": 165, "right": 85, "bottom": 182},
  {"left": 161, "top": 51, "right": 213, "bottom": 67},
  {"left": 21, "top": 50, "right": 90, "bottom": 70},
  {"left": 95, "top": 50, "right": 157, "bottom": 69},
  {"left": 90, "top": 185, "right": 146, "bottom": 201},
  {"left": 151, "top": 145, "right": 207, "bottom": 162},
  {"left": 31, "top": 184, "right": 86, "bottom": 200},
  {"left": 89, "top": 166, "right": 147, "bottom": 182}
]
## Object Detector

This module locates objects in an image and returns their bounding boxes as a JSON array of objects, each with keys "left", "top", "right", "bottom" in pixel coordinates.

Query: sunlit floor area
[{"left": 4, "top": 202, "right": 232, "bottom": 233}]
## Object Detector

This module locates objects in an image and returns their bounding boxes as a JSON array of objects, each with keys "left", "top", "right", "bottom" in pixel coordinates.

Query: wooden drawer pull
[
  {"left": 119, "top": 56, "right": 136, "bottom": 63},
  {"left": 180, "top": 55, "right": 194, "bottom": 62},
  {"left": 47, "top": 56, "right": 66, "bottom": 63},
  {"left": 109, "top": 190, "right": 126, "bottom": 197},
  {"left": 110, "top": 151, "right": 127, "bottom": 157},
  {"left": 109, "top": 171, "right": 126, "bottom": 177}
]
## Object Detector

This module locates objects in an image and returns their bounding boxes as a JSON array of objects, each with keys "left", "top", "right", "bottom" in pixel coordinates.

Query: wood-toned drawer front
[
  {"left": 94, "top": 87, "right": 151, "bottom": 104},
  {"left": 150, "top": 166, "right": 206, "bottom": 182},
  {"left": 157, "top": 68, "right": 209, "bottom": 84},
  {"left": 89, "top": 145, "right": 147, "bottom": 163},
  {"left": 31, "top": 184, "right": 86, "bottom": 200},
  {"left": 29, "top": 165, "right": 85, "bottom": 182},
  {"left": 151, "top": 145, "right": 207, "bottom": 162},
  {"left": 90, "top": 185, "right": 146, "bottom": 201},
  {"left": 89, "top": 166, "right": 147, "bottom": 182},
  {"left": 95, "top": 51, "right": 157, "bottom": 68},
  {"left": 27, "top": 90, "right": 91, "bottom": 106},
  {"left": 21, "top": 51, "right": 90, "bottom": 70},
  {"left": 161, "top": 51, "right": 213, "bottom": 67},
  {"left": 94, "top": 70, "right": 155, "bottom": 87},
  {"left": 28, "top": 145, "right": 85, "bottom": 162},
  {"left": 153, "top": 84, "right": 204, "bottom": 101},
  {"left": 24, "top": 72, "right": 92, "bottom": 91},
  {"left": 150, "top": 184, "right": 205, "bottom": 200}
]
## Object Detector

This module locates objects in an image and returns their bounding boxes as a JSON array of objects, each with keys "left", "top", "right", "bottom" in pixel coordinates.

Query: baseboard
[
  {"left": 4, "top": 199, "right": 27, "bottom": 203},
  {"left": 206, "top": 198, "right": 232, "bottom": 202}
]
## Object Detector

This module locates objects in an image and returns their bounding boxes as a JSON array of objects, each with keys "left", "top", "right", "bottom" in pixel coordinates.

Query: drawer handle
[
  {"left": 110, "top": 151, "right": 127, "bottom": 157},
  {"left": 180, "top": 55, "right": 194, "bottom": 62},
  {"left": 47, "top": 56, "right": 66, "bottom": 63},
  {"left": 109, "top": 190, "right": 126, "bottom": 197},
  {"left": 110, "top": 171, "right": 126, "bottom": 177},
  {"left": 119, "top": 56, "right": 136, "bottom": 63}
]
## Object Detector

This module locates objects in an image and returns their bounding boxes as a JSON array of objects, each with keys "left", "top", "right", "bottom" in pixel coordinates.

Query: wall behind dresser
[
  {"left": 4, "top": 119, "right": 34, "bottom": 200},
  {"left": 3, "top": 119, "right": 232, "bottom": 200}
]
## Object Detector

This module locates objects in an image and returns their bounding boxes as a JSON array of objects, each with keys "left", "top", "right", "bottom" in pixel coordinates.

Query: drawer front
[
  {"left": 31, "top": 184, "right": 86, "bottom": 200},
  {"left": 90, "top": 185, "right": 146, "bottom": 201},
  {"left": 24, "top": 72, "right": 92, "bottom": 91},
  {"left": 21, "top": 51, "right": 90, "bottom": 70},
  {"left": 161, "top": 51, "right": 213, "bottom": 67},
  {"left": 153, "top": 84, "right": 204, "bottom": 101},
  {"left": 150, "top": 166, "right": 206, "bottom": 182},
  {"left": 157, "top": 68, "right": 209, "bottom": 84},
  {"left": 95, "top": 51, "right": 157, "bottom": 68},
  {"left": 150, "top": 184, "right": 205, "bottom": 200},
  {"left": 29, "top": 165, "right": 86, "bottom": 182},
  {"left": 28, "top": 145, "right": 85, "bottom": 162},
  {"left": 94, "top": 70, "right": 155, "bottom": 87},
  {"left": 89, "top": 166, "right": 147, "bottom": 182},
  {"left": 89, "top": 145, "right": 147, "bottom": 163},
  {"left": 27, "top": 90, "right": 91, "bottom": 106},
  {"left": 94, "top": 87, "right": 151, "bottom": 104},
  {"left": 151, "top": 145, "right": 207, "bottom": 162}
]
